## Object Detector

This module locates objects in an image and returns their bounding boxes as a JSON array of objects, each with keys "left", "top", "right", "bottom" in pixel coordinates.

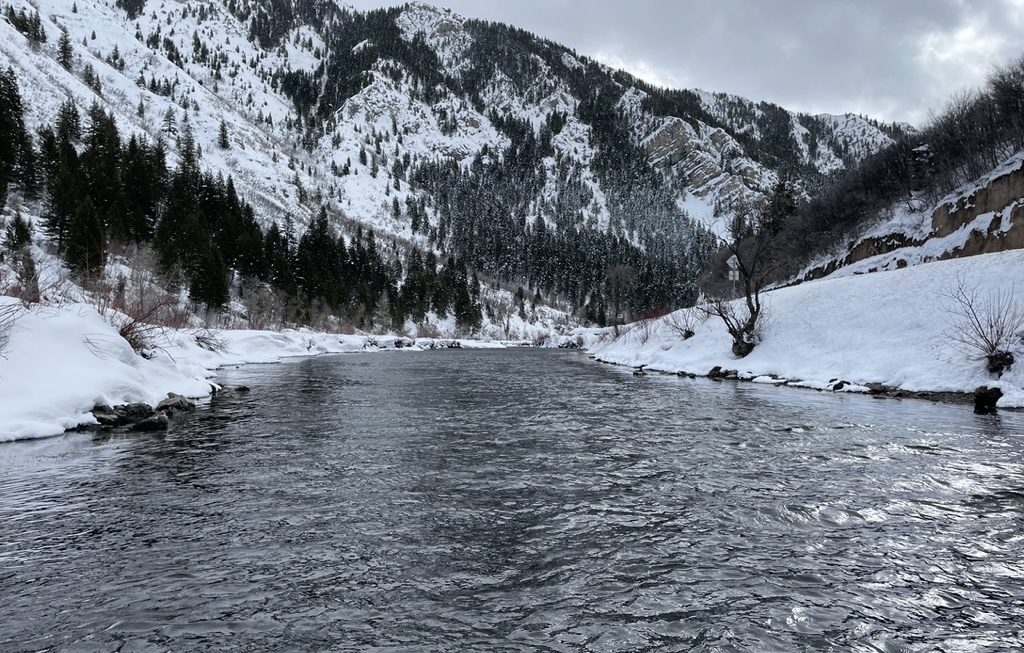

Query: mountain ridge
[{"left": 1, "top": 0, "right": 901, "bottom": 316}]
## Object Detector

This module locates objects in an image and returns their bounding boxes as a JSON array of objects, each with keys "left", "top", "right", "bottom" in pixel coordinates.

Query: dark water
[{"left": 2, "top": 350, "right": 1024, "bottom": 652}]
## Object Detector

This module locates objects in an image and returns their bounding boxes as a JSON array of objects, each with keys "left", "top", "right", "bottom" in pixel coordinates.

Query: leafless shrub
[
  {"left": 634, "top": 317, "right": 655, "bottom": 344},
  {"left": 943, "top": 274, "right": 1024, "bottom": 375},
  {"left": 88, "top": 266, "right": 191, "bottom": 355},
  {"left": 191, "top": 328, "right": 227, "bottom": 353},
  {"left": 632, "top": 306, "right": 672, "bottom": 345},
  {"left": 6, "top": 248, "right": 41, "bottom": 306},
  {"left": 240, "top": 282, "right": 285, "bottom": 330},
  {"left": 4, "top": 249, "right": 72, "bottom": 307},
  {"left": 0, "top": 303, "right": 22, "bottom": 356},
  {"left": 698, "top": 297, "right": 770, "bottom": 357},
  {"left": 417, "top": 323, "right": 441, "bottom": 339},
  {"left": 664, "top": 309, "right": 704, "bottom": 341}
]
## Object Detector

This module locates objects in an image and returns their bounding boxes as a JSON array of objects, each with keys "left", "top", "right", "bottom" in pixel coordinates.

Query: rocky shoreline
[
  {"left": 75, "top": 386, "right": 253, "bottom": 434},
  {"left": 606, "top": 358, "right": 1010, "bottom": 414}
]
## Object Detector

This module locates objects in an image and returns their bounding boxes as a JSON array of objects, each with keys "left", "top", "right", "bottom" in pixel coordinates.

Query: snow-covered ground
[
  {"left": 0, "top": 297, "right": 515, "bottom": 442},
  {"left": 588, "top": 249, "right": 1024, "bottom": 408}
]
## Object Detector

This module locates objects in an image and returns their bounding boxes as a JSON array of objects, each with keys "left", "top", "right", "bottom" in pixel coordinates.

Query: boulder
[
  {"left": 156, "top": 393, "right": 196, "bottom": 414},
  {"left": 132, "top": 413, "right": 170, "bottom": 432},
  {"left": 120, "top": 403, "right": 157, "bottom": 422},
  {"left": 92, "top": 410, "right": 121, "bottom": 427},
  {"left": 866, "top": 383, "right": 892, "bottom": 395},
  {"left": 974, "top": 386, "right": 1003, "bottom": 415}
]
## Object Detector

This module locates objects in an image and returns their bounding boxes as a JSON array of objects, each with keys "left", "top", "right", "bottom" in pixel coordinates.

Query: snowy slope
[
  {"left": 695, "top": 89, "right": 903, "bottom": 175},
  {"left": 590, "top": 250, "right": 1024, "bottom": 408},
  {"left": 0, "top": 0, "right": 896, "bottom": 244}
]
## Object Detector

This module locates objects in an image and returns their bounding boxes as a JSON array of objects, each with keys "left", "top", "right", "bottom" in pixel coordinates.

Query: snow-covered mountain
[{"left": 0, "top": 0, "right": 900, "bottom": 309}]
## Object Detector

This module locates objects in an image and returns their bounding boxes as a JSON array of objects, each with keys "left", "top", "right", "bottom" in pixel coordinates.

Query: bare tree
[
  {"left": 0, "top": 302, "right": 20, "bottom": 356},
  {"left": 943, "top": 274, "right": 1024, "bottom": 376},
  {"left": 606, "top": 264, "right": 636, "bottom": 337},
  {"left": 701, "top": 182, "right": 794, "bottom": 356},
  {"left": 664, "top": 308, "right": 703, "bottom": 341}
]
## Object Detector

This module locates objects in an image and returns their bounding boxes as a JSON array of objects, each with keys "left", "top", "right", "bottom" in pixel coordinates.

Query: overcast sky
[{"left": 346, "top": 0, "right": 1024, "bottom": 126}]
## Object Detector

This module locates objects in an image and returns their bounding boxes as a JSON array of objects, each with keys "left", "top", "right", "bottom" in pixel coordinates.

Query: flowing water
[{"left": 2, "top": 349, "right": 1023, "bottom": 652}]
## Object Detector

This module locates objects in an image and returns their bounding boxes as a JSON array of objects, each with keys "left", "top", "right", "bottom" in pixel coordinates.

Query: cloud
[{"left": 346, "top": 0, "right": 1024, "bottom": 125}]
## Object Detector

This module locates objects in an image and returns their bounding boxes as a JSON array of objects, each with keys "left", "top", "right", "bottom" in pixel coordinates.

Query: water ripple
[{"left": 1, "top": 350, "right": 1023, "bottom": 651}]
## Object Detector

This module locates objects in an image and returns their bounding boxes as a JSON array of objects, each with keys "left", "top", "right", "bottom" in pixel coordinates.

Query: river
[{"left": 2, "top": 349, "right": 1023, "bottom": 651}]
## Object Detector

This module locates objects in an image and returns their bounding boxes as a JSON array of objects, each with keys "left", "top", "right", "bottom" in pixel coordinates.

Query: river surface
[{"left": 2, "top": 349, "right": 1024, "bottom": 652}]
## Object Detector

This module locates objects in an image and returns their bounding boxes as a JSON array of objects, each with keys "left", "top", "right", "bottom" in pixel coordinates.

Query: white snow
[
  {"left": 588, "top": 250, "right": 1024, "bottom": 408},
  {"left": 0, "top": 296, "right": 533, "bottom": 442}
]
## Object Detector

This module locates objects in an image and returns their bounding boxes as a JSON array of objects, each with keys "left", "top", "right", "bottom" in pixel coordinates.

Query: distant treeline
[{"left": 0, "top": 67, "right": 489, "bottom": 331}]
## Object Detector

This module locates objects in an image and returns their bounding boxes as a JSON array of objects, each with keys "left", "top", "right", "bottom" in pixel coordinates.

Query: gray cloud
[{"left": 346, "top": 0, "right": 1024, "bottom": 125}]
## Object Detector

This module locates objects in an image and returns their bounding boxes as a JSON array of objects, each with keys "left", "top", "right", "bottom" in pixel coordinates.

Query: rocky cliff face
[{"left": 800, "top": 152, "right": 1024, "bottom": 280}]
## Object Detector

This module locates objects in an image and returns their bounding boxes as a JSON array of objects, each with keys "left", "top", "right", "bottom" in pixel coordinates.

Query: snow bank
[
  {"left": 0, "top": 298, "right": 515, "bottom": 442},
  {"left": 0, "top": 299, "right": 212, "bottom": 441},
  {"left": 589, "top": 250, "right": 1024, "bottom": 408}
]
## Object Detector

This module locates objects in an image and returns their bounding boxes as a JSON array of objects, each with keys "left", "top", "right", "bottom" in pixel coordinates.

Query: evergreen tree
[
  {"left": 3, "top": 212, "right": 31, "bottom": 253},
  {"left": 66, "top": 196, "right": 106, "bottom": 276},
  {"left": 218, "top": 118, "right": 230, "bottom": 149},
  {"left": 0, "top": 67, "right": 25, "bottom": 211},
  {"left": 190, "top": 246, "right": 230, "bottom": 309},
  {"left": 57, "top": 30, "right": 74, "bottom": 70}
]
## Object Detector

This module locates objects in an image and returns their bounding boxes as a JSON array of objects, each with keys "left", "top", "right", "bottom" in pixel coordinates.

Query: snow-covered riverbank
[
  {"left": 588, "top": 250, "right": 1024, "bottom": 408},
  {"left": 0, "top": 297, "right": 515, "bottom": 442}
]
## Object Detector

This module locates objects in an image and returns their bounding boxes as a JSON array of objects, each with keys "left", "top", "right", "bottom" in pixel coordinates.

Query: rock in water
[
  {"left": 974, "top": 386, "right": 1003, "bottom": 414},
  {"left": 92, "top": 403, "right": 155, "bottom": 427},
  {"left": 156, "top": 393, "right": 196, "bottom": 414},
  {"left": 132, "top": 413, "right": 170, "bottom": 432}
]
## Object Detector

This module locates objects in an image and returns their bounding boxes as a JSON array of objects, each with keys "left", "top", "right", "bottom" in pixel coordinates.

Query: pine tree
[
  {"left": 66, "top": 196, "right": 106, "bottom": 276},
  {"left": 190, "top": 246, "right": 230, "bottom": 309},
  {"left": 57, "top": 30, "right": 74, "bottom": 70},
  {"left": 3, "top": 211, "right": 31, "bottom": 252},
  {"left": 0, "top": 67, "right": 25, "bottom": 211},
  {"left": 218, "top": 118, "right": 230, "bottom": 149}
]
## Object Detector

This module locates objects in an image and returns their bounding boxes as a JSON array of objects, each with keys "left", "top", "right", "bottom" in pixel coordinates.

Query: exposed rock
[
  {"left": 235, "top": 386, "right": 251, "bottom": 394},
  {"left": 866, "top": 383, "right": 892, "bottom": 395},
  {"left": 132, "top": 413, "right": 170, "bottom": 432},
  {"left": 91, "top": 402, "right": 156, "bottom": 427},
  {"left": 707, "top": 367, "right": 739, "bottom": 380},
  {"left": 974, "top": 386, "right": 1003, "bottom": 415},
  {"left": 156, "top": 393, "right": 196, "bottom": 414},
  {"left": 633, "top": 366, "right": 647, "bottom": 376},
  {"left": 831, "top": 380, "right": 849, "bottom": 392},
  {"left": 92, "top": 411, "right": 120, "bottom": 427}
]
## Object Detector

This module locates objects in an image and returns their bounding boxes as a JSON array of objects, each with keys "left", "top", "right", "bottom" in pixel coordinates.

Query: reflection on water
[{"left": 1, "top": 350, "right": 1023, "bottom": 652}]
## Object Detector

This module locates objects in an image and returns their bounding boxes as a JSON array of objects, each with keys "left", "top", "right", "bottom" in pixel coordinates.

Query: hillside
[
  {"left": 589, "top": 56, "right": 1024, "bottom": 410},
  {"left": 0, "top": 0, "right": 898, "bottom": 318},
  {"left": 588, "top": 247, "right": 1024, "bottom": 409}
]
